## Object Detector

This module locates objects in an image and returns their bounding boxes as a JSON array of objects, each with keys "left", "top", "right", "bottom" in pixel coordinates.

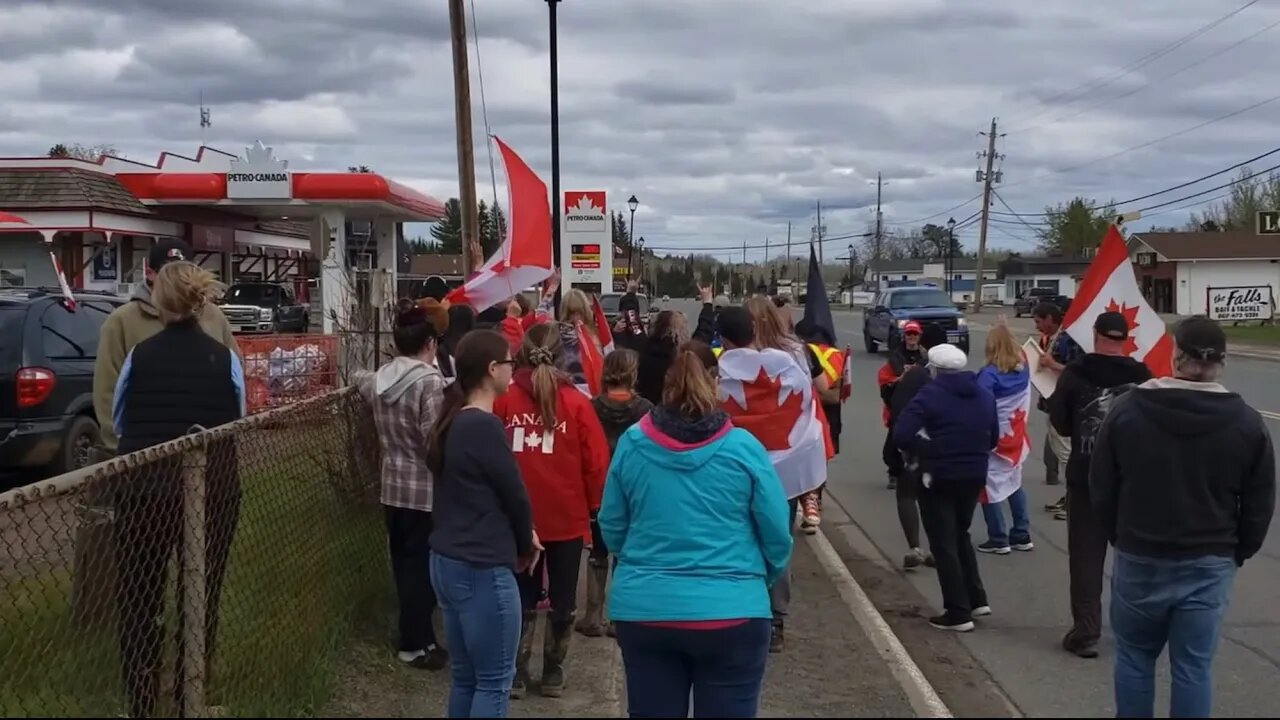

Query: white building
[
  {"left": 866, "top": 258, "right": 999, "bottom": 302},
  {"left": 1128, "top": 231, "right": 1280, "bottom": 318},
  {"left": 998, "top": 255, "right": 1092, "bottom": 300}
]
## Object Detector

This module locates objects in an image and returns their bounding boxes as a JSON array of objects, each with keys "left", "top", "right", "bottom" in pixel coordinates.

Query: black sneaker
[
  {"left": 928, "top": 614, "right": 974, "bottom": 632},
  {"left": 1010, "top": 538, "right": 1035, "bottom": 552},
  {"left": 886, "top": 476, "right": 898, "bottom": 490},
  {"left": 1045, "top": 496, "right": 1065, "bottom": 512},
  {"left": 769, "top": 623, "right": 784, "bottom": 653},
  {"left": 977, "top": 541, "right": 1011, "bottom": 555}
]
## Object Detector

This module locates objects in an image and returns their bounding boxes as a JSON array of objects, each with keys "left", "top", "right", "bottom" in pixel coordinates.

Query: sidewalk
[{"left": 322, "top": 540, "right": 917, "bottom": 717}]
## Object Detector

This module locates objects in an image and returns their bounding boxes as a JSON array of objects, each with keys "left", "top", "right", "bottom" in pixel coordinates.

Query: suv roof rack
[{"left": 0, "top": 286, "right": 124, "bottom": 300}]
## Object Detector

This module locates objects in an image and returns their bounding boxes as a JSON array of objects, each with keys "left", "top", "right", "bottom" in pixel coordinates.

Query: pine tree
[{"left": 431, "top": 198, "right": 463, "bottom": 255}]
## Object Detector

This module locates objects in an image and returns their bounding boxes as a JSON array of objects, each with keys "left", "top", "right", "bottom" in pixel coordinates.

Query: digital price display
[{"left": 571, "top": 244, "right": 601, "bottom": 254}]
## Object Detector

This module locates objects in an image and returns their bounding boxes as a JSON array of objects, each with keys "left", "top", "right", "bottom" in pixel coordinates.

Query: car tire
[
  {"left": 52, "top": 415, "right": 101, "bottom": 476},
  {"left": 863, "top": 330, "right": 878, "bottom": 353}
]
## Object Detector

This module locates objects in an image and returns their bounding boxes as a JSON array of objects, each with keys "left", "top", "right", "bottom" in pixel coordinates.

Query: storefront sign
[
  {"left": 227, "top": 141, "right": 291, "bottom": 200},
  {"left": 1207, "top": 285, "right": 1273, "bottom": 321},
  {"left": 1257, "top": 211, "right": 1280, "bottom": 235},
  {"left": 561, "top": 191, "right": 611, "bottom": 286},
  {"left": 91, "top": 247, "right": 117, "bottom": 281}
]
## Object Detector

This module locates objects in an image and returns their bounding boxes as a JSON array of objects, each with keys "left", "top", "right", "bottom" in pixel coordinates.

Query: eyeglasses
[{"left": 493, "top": 359, "right": 516, "bottom": 366}]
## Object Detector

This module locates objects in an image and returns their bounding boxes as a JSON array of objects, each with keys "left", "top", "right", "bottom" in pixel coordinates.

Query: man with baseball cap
[
  {"left": 1091, "top": 316, "right": 1274, "bottom": 717},
  {"left": 877, "top": 321, "right": 928, "bottom": 489},
  {"left": 93, "top": 238, "right": 239, "bottom": 454},
  {"left": 1048, "top": 310, "right": 1152, "bottom": 658}
]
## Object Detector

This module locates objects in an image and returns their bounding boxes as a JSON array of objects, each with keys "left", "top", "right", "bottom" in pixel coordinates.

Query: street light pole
[
  {"left": 847, "top": 243, "right": 855, "bottom": 308},
  {"left": 626, "top": 194, "right": 638, "bottom": 278},
  {"left": 547, "top": 0, "right": 563, "bottom": 302},
  {"left": 946, "top": 217, "right": 957, "bottom": 301}
]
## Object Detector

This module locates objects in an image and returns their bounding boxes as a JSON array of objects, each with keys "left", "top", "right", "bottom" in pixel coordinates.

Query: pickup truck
[
  {"left": 1013, "top": 287, "right": 1072, "bottom": 318},
  {"left": 218, "top": 282, "right": 310, "bottom": 334},
  {"left": 863, "top": 286, "right": 969, "bottom": 354}
]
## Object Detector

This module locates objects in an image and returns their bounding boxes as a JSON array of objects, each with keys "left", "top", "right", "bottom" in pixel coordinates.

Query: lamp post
[
  {"left": 946, "top": 217, "right": 957, "bottom": 299},
  {"left": 626, "top": 194, "right": 638, "bottom": 278},
  {"left": 547, "top": 0, "right": 563, "bottom": 303},
  {"left": 636, "top": 236, "right": 645, "bottom": 292},
  {"left": 847, "top": 243, "right": 855, "bottom": 308}
]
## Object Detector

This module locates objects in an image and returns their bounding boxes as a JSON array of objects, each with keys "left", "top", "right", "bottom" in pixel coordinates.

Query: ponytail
[
  {"left": 517, "top": 323, "right": 565, "bottom": 431},
  {"left": 427, "top": 383, "right": 464, "bottom": 476},
  {"left": 662, "top": 347, "right": 719, "bottom": 420}
]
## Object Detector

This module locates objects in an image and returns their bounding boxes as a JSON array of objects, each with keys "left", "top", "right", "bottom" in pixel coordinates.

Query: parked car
[
  {"left": 1013, "top": 287, "right": 1072, "bottom": 317},
  {"left": 0, "top": 287, "right": 128, "bottom": 475},
  {"left": 218, "top": 282, "right": 310, "bottom": 334},
  {"left": 863, "top": 286, "right": 970, "bottom": 354}
]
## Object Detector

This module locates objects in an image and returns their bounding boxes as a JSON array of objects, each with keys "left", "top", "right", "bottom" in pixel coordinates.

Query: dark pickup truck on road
[
  {"left": 863, "top": 286, "right": 970, "bottom": 354},
  {"left": 1013, "top": 287, "right": 1072, "bottom": 317}
]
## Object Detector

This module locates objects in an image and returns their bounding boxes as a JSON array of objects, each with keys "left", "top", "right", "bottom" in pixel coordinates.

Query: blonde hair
[
  {"left": 150, "top": 261, "right": 224, "bottom": 324},
  {"left": 601, "top": 348, "right": 639, "bottom": 390},
  {"left": 559, "top": 288, "right": 593, "bottom": 329},
  {"left": 517, "top": 323, "right": 565, "bottom": 431},
  {"left": 744, "top": 295, "right": 799, "bottom": 352},
  {"left": 662, "top": 346, "right": 719, "bottom": 420},
  {"left": 985, "top": 324, "right": 1025, "bottom": 374}
]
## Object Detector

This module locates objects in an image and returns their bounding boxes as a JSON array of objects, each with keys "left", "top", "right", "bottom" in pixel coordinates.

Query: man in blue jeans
[{"left": 1091, "top": 316, "right": 1275, "bottom": 717}]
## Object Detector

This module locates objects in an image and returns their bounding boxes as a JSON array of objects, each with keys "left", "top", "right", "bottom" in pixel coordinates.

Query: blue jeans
[
  {"left": 1110, "top": 551, "right": 1237, "bottom": 718},
  {"left": 614, "top": 618, "right": 771, "bottom": 718},
  {"left": 981, "top": 488, "right": 1031, "bottom": 547},
  {"left": 429, "top": 552, "right": 522, "bottom": 718}
]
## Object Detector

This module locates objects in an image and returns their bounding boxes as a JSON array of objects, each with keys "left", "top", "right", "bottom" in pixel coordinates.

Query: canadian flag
[
  {"left": 1062, "top": 225, "right": 1174, "bottom": 377},
  {"left": 446, "top": 137, "right": 554, "bottom": 311},
  {"left": 575, "top": 295, "right": 615, "bottom": 397},
  {"left": 984, "top": 368, "right": 1031, "bottom": 504}
]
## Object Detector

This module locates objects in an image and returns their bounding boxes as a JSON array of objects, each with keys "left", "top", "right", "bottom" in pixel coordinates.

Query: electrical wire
[
  {"left": 882, "top": 193, "right": 983, "bottom": 226},
  {"left": 991, "top": 144, "right": 1280, "bottom": 217},
  {"left": 991, "top": 190, "right": 1047, "bottom": 236},
  {"left": 1131, "top": 160, "right": 1280, "bottom": 213},
  {"left": 1011, "top": 16, "right": 1280, "bottom": 134},
  {"left": 1007, "top": 0, "right": 1259, "bottom": 127}
]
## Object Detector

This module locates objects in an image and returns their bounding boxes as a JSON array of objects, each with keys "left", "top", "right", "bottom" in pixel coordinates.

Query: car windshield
[
  {"left": 600, "top": 294, "right": 648, "bottom": 314},
  {"left": 224, "top": 285, "right": 279, "bottom": 305},
  {"left": 888, "top": 289, "right": 951, "bottom": 309}
]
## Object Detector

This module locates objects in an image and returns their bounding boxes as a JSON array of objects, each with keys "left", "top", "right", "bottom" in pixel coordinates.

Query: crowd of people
[{"left": 88, "top": 238, "right": 1276, "bottom": 718}]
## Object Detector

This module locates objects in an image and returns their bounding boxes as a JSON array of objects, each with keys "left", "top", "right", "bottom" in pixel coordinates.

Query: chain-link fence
[{"left": 0, "top": 388, "right": 387, "bottom": 718}]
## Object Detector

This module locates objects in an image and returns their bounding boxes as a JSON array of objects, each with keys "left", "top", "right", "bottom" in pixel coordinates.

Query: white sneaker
[{"left": 972, "top": 605, "right": 992, "bottom": 618}]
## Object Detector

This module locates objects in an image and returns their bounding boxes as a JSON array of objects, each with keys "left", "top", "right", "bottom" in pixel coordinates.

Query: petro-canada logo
[
  {"left": 564, "top": 191, "right": 606, "bottom": 233},
  {"left": 227, "top": 141, "right": 292, "bottom": 199}
]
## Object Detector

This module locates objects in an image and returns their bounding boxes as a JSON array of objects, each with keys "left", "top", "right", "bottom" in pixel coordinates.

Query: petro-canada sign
[{"left": 227, "top": 141, "right": 292, "bottom": 199}]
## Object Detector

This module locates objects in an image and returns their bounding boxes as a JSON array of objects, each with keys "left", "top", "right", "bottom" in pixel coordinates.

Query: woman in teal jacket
[{"left": 598, "top": 345, "right": 793, "bottom": 719}]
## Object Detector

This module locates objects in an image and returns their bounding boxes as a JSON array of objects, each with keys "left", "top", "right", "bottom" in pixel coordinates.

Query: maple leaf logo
[
  {"left": 722, "top": 368, "right": 805, "bottom": 451},
  {"left": 994, "top": 408, "right": 1027, "bottom": 464},
  {"left": 568, "top": 194, "right": 604, "bottom": 215},
  {"left": 1105, "top": 299, "right": 1141, "bottom": 355}
]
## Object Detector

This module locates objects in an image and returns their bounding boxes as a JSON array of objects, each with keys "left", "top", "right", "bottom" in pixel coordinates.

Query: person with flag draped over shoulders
[
  {"left": 717, "top": 302, "right": 827, "bottom": 653},
  {"left": 974, "top": 322, "right": 1034, "bottom": 555},
  {"left": 793, "top": 246, "right": 847, "bottom": 533}
]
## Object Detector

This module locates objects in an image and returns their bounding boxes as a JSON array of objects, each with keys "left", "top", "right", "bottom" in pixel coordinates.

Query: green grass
[
  {"left": 0, "top": 409, "right": 391, "bottom": 718},
  {"left": 1221, "top": 323, "right": 1280, "bottom": 347}
]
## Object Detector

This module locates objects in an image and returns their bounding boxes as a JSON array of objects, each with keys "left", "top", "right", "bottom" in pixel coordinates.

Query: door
[
  {"left": 1153, "top": 279, "right": 1173, "bottom": 314},
  {"left": 868, "top": 292, "right": 890, "bottom": 340}
]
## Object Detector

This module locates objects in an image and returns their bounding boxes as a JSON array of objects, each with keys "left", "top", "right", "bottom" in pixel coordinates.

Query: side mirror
[{"left": 873, "top": 305, "right": 888, "bottom": 313}]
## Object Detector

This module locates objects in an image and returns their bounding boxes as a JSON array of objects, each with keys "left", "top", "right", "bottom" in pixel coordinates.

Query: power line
[
  {"left": 644, "top": 230, "right": 872, "bottom": 254},
  {"left": 882, "top": 193, "right": 983, "bottom": 227},
  {"left": 1011, "top": 16, "right": 1280, "bottom": 134},
  {"left": 992, "top": 144, "right": 1280, "bottom": 217},
  {"left": 1131, "top": 160, "right": 1280, "bottom": 213},
  {"left": 1007, "top": 0, "right": 1259, "bottom": 127},
  {"left": 991, "top": 190, "right": 1045, "bottom": 236}
]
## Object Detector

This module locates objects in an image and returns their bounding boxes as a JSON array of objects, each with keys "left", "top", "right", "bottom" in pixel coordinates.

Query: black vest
[{"left": 117, "top": 322, "right": 240, "bottom": 455}]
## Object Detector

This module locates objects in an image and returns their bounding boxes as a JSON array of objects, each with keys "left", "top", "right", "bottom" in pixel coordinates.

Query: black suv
[{"left": 0, "top": 288, "right": 126, "bottom": 476}]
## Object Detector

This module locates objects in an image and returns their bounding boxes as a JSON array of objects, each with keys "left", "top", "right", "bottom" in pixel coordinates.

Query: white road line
[
  {"left": 806, "top": 529, "right": 953, "bottom": 719},
  {"left": 1261, "top": 410, "right": 1280, "bottom": 421}
]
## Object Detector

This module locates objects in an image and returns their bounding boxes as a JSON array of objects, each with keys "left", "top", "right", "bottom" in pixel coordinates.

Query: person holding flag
[
  {"left": 974, "top": 323, "right": 1034, "bottom": 555},
  {"left": 794, "top": 245, "right": 846, "bottom": 533}
]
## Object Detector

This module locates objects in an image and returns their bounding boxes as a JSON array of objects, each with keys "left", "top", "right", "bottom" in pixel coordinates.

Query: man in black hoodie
[
  {"left": 1049, "top": 311, "right": 1152, "bottom": 658},
  {"left": 1091, "top": 316, "right": 1274, "bottom": 718}
]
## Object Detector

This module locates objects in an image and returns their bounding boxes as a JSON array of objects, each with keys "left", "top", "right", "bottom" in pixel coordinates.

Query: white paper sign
[{"left": 1023, "top": 337, "right": 1059, "bottom": 399}]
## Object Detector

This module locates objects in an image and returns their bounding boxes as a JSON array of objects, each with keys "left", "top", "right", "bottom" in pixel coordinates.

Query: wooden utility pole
[
  {"left": 785, "top": 222, "right": 792, "bottom": 275},
  {"left": 449, "top": 0, "right": 482, "bottom": 272},
  {"left": 974, "top": 117, "right": 1004, "bottom": 313},
  {"left": 873, "top": 172, "right": 883, "bottom": 262},
  {"left": 816, "top": 200, "right": 824, "bottom": 264}
]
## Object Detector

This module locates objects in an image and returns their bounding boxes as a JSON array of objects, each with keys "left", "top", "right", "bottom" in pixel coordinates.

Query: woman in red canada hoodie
[{"left": 493, "top": 322, "right": 610, "bottom": 700}]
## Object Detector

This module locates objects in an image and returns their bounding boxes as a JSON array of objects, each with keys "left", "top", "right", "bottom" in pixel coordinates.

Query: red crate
[{"left": 237, "top": 334, "right": 339, "bottom": 414}]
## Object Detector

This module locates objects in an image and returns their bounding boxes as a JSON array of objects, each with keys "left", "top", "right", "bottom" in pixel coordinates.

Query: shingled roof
[
  {"left": 0, "top": 168, "right": 151, "bottom": 216},
  {"left": 1130, "top": 231, "right": 1280, "bottom": 261}
]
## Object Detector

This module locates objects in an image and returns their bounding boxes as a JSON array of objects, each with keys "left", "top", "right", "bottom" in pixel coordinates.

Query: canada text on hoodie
[
  {"left": 1047, "top": 353, "right": 1152, "bottom": 488},
  {"left": 361, "top": 356, "right": 447, "bottom": 512},
  {"left": 493, "top": 368, "right": 610, "bottom": 543},
  {"left": 1090, "top": 377, "right": 1275, "bottom": 564}
]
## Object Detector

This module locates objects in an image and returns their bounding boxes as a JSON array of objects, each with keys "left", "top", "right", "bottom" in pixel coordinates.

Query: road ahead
[{"left": 661, "top": 299, "right": 1280, "bottom": 718}]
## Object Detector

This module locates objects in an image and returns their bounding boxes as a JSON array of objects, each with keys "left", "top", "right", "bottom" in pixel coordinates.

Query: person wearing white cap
[{"left": 893, "top": 343, "right": 999, "bottom": 632}]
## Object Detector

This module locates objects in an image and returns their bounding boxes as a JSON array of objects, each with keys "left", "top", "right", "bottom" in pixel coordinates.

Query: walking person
[
  {"left": 580, "top": 349, "right": 654, "bottom": 638},
  {"left": 109, "top": 260, "right": 245, "bottom": 718},
  {"left": 1032, "top": 302, "right": 1082, "bottom": 518},
  {"left": 599, "top": 344, "right": 793, "bottom": 718},
  {"left": 893, "top": 344, "right": 998, "bottom": 632},
  {"left": 1049, "top": 311, "right": 1152, "bottom": 659},
  {"left": 359, "top": 300, "right": 449, "bottom": 670},
  {"left": 885, "top": 323, "right": 947, "bottom": 570},
  {"left": 1092, "top": 317, "right": 1275, "bottom": 717},
  {"left": 975, "top": 323, "right": 1034, "bottom": 554},
  {"left": 493, "top": 324, "right": 610, "bottom": 698},
  {"left": 427, "top": 330, "right": 541, "bottom": 718},
  {"left": 877, "top": 321, "right": 927, "bottom": 490}
]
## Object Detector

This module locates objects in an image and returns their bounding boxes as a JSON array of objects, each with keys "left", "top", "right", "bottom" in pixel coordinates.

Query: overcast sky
[{"left": 2, "top": 0, "right": 1278, "bottom": 262}]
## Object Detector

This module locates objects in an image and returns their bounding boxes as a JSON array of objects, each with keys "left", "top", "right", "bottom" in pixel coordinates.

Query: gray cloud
[{"left": 2, "top": 0, "right": 1277, "bottom": 260}]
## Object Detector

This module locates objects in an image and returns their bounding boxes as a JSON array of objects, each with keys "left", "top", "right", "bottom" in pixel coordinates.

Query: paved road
[{"left": 661, "top": 299, "right": 1280, "bottom": 718}]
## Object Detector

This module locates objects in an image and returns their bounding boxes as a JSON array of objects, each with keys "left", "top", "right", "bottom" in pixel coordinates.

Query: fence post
[{"left": 180, "top": 445, "right": 209, "bottom": 717}]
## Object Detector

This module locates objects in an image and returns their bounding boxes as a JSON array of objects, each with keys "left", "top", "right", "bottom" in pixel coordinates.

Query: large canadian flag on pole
[
  {"left": 1061, "top": 224, "right": 1174, "bottom": 377},
  {"left": 446, "top": 137, "right": 554, "bottom": 310}
]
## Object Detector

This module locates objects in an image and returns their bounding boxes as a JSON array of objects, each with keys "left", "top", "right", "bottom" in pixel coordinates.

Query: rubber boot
[
  {"left": 510, "top": 611, "right": 537, "bottom": 700},
  {"left": 574, "top": 562, "right": 608, "bottom": 637},
  {"left": 540, "top": 617, "right": 573, "bottom": 697}
]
